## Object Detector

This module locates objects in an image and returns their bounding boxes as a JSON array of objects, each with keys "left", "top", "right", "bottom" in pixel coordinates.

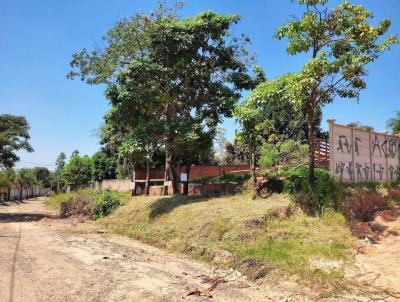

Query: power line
[{"left": 19, "top": 160, "right": 56, "bottom": 167}]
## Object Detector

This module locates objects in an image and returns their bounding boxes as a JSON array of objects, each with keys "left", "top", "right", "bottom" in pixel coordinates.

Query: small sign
[
  {"left": 129, "top": 182, "right": 135, "bottom": 190},
  {"left": 180, "top": 173, "right": 188, "bottom": 182}
]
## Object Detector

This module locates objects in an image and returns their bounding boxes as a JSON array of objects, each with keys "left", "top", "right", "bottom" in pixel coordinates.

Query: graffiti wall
[{"left": 329, "top": 120, "right": 400, "bottom": 183}]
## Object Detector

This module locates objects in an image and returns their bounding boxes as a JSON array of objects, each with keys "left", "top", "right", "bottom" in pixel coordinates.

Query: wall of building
[{"left": 329, "top": 120, "right": 400, "bottom": 183}]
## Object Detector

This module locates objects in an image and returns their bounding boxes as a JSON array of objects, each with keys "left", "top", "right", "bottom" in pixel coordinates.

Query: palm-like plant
[
  {"left": 387, "top": 111, "right": 400, "bottom": 135},
  {"left": 16, "top": 168, "right": 36, "bottom": 199}
]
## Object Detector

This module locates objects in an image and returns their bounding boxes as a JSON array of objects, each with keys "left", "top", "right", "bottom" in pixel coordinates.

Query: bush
[
  {"left": 91, "top": 190, "right": 123, "bottom": 220},
  {"left": 259, "top": 140, "right": 308, "bottom": 168},
  {"left": 266, "top": 167, "right": 341, "bottom": 213},
  {"left": 47, "top": 189, "right": 125, "bottom": 220}
]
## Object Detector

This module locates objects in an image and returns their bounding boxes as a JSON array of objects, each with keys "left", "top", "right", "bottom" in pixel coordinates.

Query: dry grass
[
  {"left": 97, "top": 193, "right": 355, "bottom": 283},
  {"left": 44, "top": 192, "right": 75, "bottom": 210}
]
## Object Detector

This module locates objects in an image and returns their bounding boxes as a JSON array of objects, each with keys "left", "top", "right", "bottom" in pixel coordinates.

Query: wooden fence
[{"left": 314, "top": 138, "right": 330, "bottom": 169}]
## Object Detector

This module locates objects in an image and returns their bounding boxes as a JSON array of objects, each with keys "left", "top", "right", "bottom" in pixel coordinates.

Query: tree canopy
[
  {"left": 0, "top": 114, "right": 33, "bottom": 169},
  {"left": 69, "top": 6, "right": 254, "bottom": 194},
  {"left": 387, "top": 111, "right": 400, "bottom": 135},
  {"left": 275, "top": 0, "right": 398, "bottom": 183}
]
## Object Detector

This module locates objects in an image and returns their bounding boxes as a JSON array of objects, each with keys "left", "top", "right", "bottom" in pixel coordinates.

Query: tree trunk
[
  {"left": 131, "top": 164, "right": 137, "bottom": 196},
  {"left": 182, "top": 162, "right": 191, "bottom": 195},
  {"left": 250, "top": 144, "right": 257, "bottom": 190},
  {"left": 7, "top": 187, "right": 11, "bottom": 201},
  {"left": 144, "top": 158, "right": 150, "bottom": 196},
  {"left": 19, "top": 186, "right": 23, "bottom": 200},
  {"left": 307, "top": 105, "right": 316, "bottom": 186},
  {"left": 166, "top": 154, "right": 178, "bottom": 195}
]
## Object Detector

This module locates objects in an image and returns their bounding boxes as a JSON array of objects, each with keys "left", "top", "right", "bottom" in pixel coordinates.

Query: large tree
[
  {"left": 92, "top": 151, "right": 118, "bottom": 181},
  {"left": 69, "top": 6, "right": 254, "bottom": 194},
  {"left": 0, "top": 114, "right": 33, "bottom": 168},
  {"left": 62, "top": 155, "right": 93, "bottom": 188},
  {"left": 275, "top": 0, "right": 398, "bottom": 184},
  {"left": 55, "top": 152, "right": 66, "bottom": 171}
]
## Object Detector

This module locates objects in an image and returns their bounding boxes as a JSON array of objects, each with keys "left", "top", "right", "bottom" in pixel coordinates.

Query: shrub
[
  {"left": 48, "top": 189, "right": 125, "bottom": 220},
  {"left": 266, "top": 167, "right": 341, "bottom": 213},
  {"left": 259, "top": 140, "right": 308, "bottom": 168},
  {"left": 90, "top": 190, "right": 123, "bottom": 220}
]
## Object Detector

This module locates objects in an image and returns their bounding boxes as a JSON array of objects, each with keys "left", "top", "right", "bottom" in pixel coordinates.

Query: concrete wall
[
  {"left": 0, "top": 186, "right": 50, "bottom": 201},
  {"left": 329, "top": 120, "right": 400, "bottom": 183},
  {"left": 134, "top": 164, "right": 249, "bottom": 180}
]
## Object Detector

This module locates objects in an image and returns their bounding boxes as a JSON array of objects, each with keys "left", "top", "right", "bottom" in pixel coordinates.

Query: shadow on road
[
  {"left": 0, "top": 200, "right": 27, "bottom": 207},
  {"left": 0, "top": 213, "right": 57, "bottom": 223}
]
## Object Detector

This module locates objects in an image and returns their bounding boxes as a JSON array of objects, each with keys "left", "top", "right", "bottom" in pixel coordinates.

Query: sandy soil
[
  {"left": 1, "top": 197, "right": 400, "bottom": 302},
  {"left": 0, "top": 197, "right": 306, "bottom": 302},
  {"left": 351, "top": 210, "right": 400, "bottom": 297}
]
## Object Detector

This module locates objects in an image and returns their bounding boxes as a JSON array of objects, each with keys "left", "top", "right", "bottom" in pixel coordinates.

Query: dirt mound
[
  {"left": 341, "top": 188, "right": 387, "bottom": 221},
  {"left": 60, "top": 195, "right": 92, "bottom": 218}
]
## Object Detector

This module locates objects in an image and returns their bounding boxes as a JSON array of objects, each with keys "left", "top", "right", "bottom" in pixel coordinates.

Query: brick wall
[{"left": 135, "top": 164, "right": 249, "bottom": 180}]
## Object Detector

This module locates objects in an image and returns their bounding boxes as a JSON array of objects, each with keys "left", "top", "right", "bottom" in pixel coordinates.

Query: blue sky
[{"left": 1, "top": 0, "right": 399, "bottom": 169}]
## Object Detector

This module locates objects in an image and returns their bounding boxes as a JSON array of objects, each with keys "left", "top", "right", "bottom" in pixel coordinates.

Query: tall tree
[
  {"left": 69, "top": 7, "right": 254, "bottom": 194},
  {"left": 55, "top": 152, "right": 66, "bottom": 171},
  {"left": 234, "top": 101, "right": 274, "bottom": 187},
  {"left": 70, "top": 150, "right": 80, "bottom": 159},
  {"left": 0, "top": 114, "right": 33, "bottom": 168},
  {"left": 387, "top": 111, "right": 400, "bottom": 135},
  {"left": 62, "top": 155, "right": 93, "bottom": 188},
  {"left": 275, "top": 0, "right": 398, "bottom": 184},
  {"left": 16, "top": 168, "right": 36, "bottom": 199},
  {"left": 32, "top": 167, "right": 51, "bottom": 188},
  {"left": 92, "top": 151, "right": 118, "bottom": 181}
]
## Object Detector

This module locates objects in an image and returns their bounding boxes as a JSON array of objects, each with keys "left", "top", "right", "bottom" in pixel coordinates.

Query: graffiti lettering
[
  {"left": 388, "top": 139, "right": 398, "bottom": 159},
  {"left": 337, "top": 135, "right": 351, "bottom": 154},
  {"left": 354, "top": 137, "right": 361, "bottom": 156},
  {"left": 372, "top": 134, "right": 381, "bottom": 157},
  {"left": 363, "top": 163, "right": 370, "bottom": 181},
  {"left": 356, "top": 163, "right": 363, "bottom": 180},
  {"left": 346, "top": 161, "right": 353, "bottom": 180},
  {"left": 373, "top": 163, "right": 385, "bottom": 181},
  {"left": 335, "top": 162, "right": 346, "bottom": 179},
  {"left": 389, "top": 165, "right": 400, "bottom": 181}
]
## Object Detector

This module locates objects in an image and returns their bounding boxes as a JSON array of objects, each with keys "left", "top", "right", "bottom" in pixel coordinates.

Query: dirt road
[
  {"left": 2, "top": 198, "right": 400, "bottom": 302},
  {"left": 0, "top": 197, "right": 303, "bottom": 302}
]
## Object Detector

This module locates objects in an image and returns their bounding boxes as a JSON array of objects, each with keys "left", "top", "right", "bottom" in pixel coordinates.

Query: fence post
[
  {"left": 327, "top": 119, "right": 335, "bottom": 177},
  {"left": 385, "top": 132, "right": 389, "bottom": 182},
  {"left": 351, "top": 126, "right": 355, "bottom": 183}
]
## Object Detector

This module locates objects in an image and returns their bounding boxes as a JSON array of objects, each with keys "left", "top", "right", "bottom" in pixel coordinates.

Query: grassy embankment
[{"left": 96, "top": 193, "right": 354, "bottom": 282}]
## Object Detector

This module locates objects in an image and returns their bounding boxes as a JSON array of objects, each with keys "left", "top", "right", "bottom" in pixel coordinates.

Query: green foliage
[
  {"left": 259, "top": 139, "right": 308, "bottom": 168},
  {"left": 91, "top": 190, "right": 123, "bottom": 220},
  {"left": 0, "top": 114, "right": 33, "bottom": 169},
  {"left": 62, "top": 155, "right": 93, "bottom": 187},
  {"left": 45, "top": 189, "right": 126, "bottom": 220},
  {"left": 98, "top": 194, "right": 354, "bottom": 284},
  {"left": 247, "top": 74, "right": 325, "bottom": 142},
  {"left": 267, "top": 167, "right": 341, "bottom": 213},
  {"left": 44, "top": 191, "right": 75, "bottom": 210},
  {"left": 69, "top": 5, "right": 255, "bottom": 193},
  {"left": 92, "top": 151, "right": 117, "bottom": 181},
  {"left": 387, "top": 111, "right": 400, "bottom": 135},
  {"left": 55, "top": 152, "right": 66, "bottom": 172},
  {"left": 275, "top": 0, "right": 398, "bottom": 182},
  {"left": 0, "top": 168, "right": 16, "bottom": 192},
  {"left": 32, "top": 167, "right": 51, "bottom": 187},
  {"left": 16, "top": 168, "right": 36, "bottom": 187}
]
